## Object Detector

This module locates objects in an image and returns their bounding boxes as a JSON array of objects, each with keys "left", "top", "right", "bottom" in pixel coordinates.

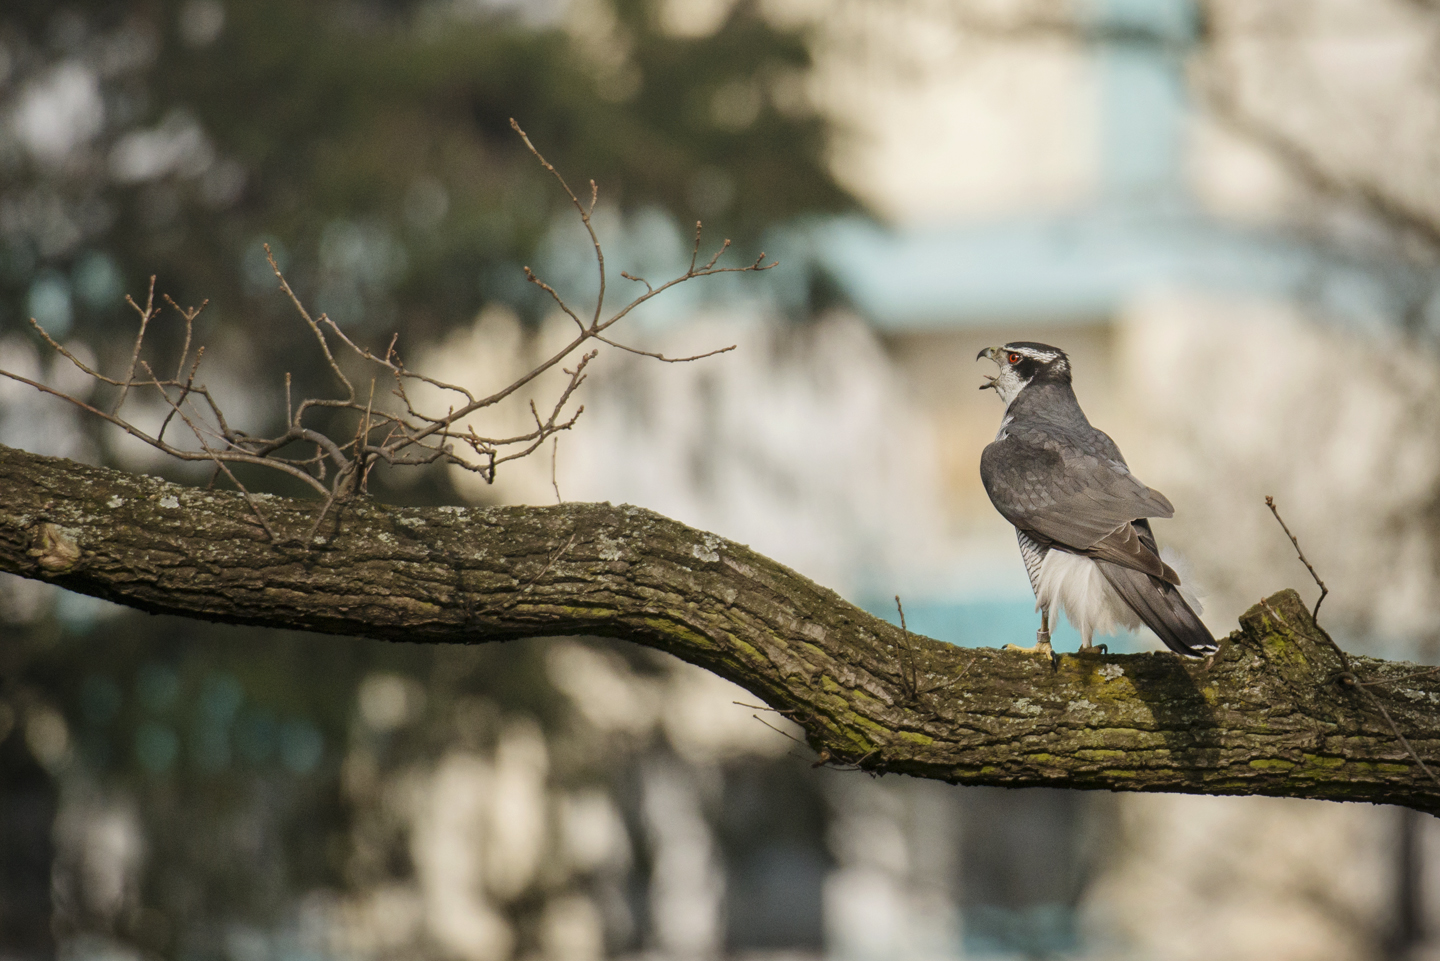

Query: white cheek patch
[{"left": 995, "top": 370, "right": 1034, "bottom": 407}]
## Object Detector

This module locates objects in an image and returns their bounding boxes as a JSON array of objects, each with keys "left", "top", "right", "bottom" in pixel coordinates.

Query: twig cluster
[{"left": 0, "top": 121, "right": 773, "bottom": 543}]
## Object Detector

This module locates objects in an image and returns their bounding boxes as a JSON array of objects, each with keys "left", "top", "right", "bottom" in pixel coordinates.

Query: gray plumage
[{"left": 977, "top": 342, "right": 1217, "bottom": 657}]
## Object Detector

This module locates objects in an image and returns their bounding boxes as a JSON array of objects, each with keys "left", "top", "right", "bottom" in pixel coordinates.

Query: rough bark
[{"left": 2, "top": 443, "right": 1438, "bottom": 811}]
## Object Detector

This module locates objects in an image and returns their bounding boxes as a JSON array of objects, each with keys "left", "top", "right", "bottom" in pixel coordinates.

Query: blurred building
[{"left": 407, "top": 1, "right": 1440, "bottom": 959}]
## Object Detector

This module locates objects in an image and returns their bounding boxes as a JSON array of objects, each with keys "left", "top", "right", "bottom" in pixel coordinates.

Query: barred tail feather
[{"left": 1096, "top": 560, "right": 1217, "bottom": 657}]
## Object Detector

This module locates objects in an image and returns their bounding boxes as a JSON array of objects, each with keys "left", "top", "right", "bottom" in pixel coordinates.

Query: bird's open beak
[{"left": 977, "top": 346, "right": 999, "bottom": 390}]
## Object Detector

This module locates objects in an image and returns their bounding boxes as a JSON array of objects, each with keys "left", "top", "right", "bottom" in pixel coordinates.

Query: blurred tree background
[
  {"left": 0, "top": 1, "right": 856, "bottom": 957},
  {"left": 1, "top": 0, "right": 850, "bottom": 336},
  {"left": 14, "top": 0, "right": 1440, "bottom": 958}
]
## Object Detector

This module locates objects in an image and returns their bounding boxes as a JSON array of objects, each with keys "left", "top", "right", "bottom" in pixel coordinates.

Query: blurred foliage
[
  {"left": 0, "top": 1, "right": 856, "bottom": 956},
  {"left": 0, "top": 0, "right": 853, "bottom": 361},
  {"left": 5, "top": 597, "right": 839, "bottom": 959},
  {"left": 28, "top": 609, "right": 544, "bottom": 954}
]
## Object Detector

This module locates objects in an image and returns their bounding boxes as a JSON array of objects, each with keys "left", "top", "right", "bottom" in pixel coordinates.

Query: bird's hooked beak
[{"left": 977, "top": 346, "right": 1000, "bottom": 390}]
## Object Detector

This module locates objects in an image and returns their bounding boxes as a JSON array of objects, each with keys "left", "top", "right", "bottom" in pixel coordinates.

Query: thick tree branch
[{"left": 2, "top": 444, "right": 1438, "bottom": 811}]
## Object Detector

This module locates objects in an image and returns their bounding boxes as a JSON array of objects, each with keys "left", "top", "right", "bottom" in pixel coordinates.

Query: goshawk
[{"left": 977, "top": 342, "right": 1216, "bottom": 658}]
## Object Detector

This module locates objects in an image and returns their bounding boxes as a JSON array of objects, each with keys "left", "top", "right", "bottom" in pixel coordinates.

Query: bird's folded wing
[
  {"left": 980, "top": 429, "right": 1174, "bottom": 552},
  {"left": 1087, "top": 521, "right": 1179, "bottom": 584}
]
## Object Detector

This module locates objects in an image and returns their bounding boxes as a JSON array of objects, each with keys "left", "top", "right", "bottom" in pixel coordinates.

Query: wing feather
[
  {"left": 980, "top": 424, "right": 1173, "bottom": 552},
  {"left": 1088, "top": 522, "right": 1179, "bottom": 584},
  {"left": 1096, "top": 522, "right": 1217, "bottom": 658}
]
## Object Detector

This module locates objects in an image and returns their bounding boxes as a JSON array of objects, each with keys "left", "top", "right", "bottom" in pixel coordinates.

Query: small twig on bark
[
  {"left": 733, "top": 702, "right": 802, "bottom": 717},
  {"left": 306, "top": 491, "right": 341, "bottom": 547},
  {"left": 1263, "top": 600, "right": 1440, "bottom": 790},
  {"left": 484, "top": 531, "right": 580, "bottom": 615},
  {"left": 1359, "top": 667, "right": 1440, "bottom": 687},
  {"left": 814, "top": 747, "right": 880, "bottom": 773},
  {"left": 205, "top": 457, "right": 278, "bottom": 543},
  {"left": 1262, "top": 498, "right": 1440, "bottom": 791},
  {"left": 116, "top": 276, "right": 158, "bottom": 414},
  {"left": 550, "top": 437, "right": 562, "bottom": 504},
  {"left": 892, "top": 594, "right": 972, "bottom": 701},
  {"left": 895, "top": 595, "right": 919, "bottom": 701},
  {"left": 1358, "top": 685, "right": 1440, "bottom": 790}
]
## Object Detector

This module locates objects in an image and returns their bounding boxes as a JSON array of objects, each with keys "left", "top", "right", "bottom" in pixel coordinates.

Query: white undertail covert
[{"left": 1035, "top": 549, "right": 1141, "bottom": 647}]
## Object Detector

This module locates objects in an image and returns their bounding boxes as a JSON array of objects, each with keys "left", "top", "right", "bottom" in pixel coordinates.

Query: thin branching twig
[
  {"left": 751, "top": 714, "right": 810, "bottom": 747},
  {"left": 0, "top": 122, "right": 773, "bottom": 544}
]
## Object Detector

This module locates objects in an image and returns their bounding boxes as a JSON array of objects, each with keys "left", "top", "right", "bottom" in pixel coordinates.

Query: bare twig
[
  {"left": 751, "top": 714, "right": 809, "bottom": 747},
  {"left": 201, "top": 456, "right": 278, "bottom": 543},
  {"left": 893, "top": 594, "right": 972, "bottom": 701},
  {"left": 1358, "top": 666, "right": 1440, "bottom": 688},
  {"left": 509, "top": 119, "right": 608, "bottom": 327},
  {"left": 895, "top": 594, "right": 919, "bottom": 701},
  {"left": 1265, "top": 495, "right": 1329, "bottom": 622},
  {"left": 482, "top": 531, "right": 580, "bottom": 615},
  {"left": 732, "top": 701, "right": 802, "bottom": 716},
  {"left": 550, "top": 437, "right": 562, "bottom": 504},
  {"left": 524, "top": 265, "right": 587, "bottom": 332},
  {"left": 1357, "top": 685, "right": 1440, "bottom": 791},
  {"left": 162, "top": 293, "right": 206, "bottom": 382},
  {"left": 814, "top": 747, "right": 880, "bottom": 772},
  {"left": 266, "top": 246, "right": 354, "bottom": 402},
  {"left": 115, "top": 277, "right": 158, "bottom": 414},
  {"left": 139, "top": 364, "right": 278, "bottom": 542},
  {"left": 593, "top": 335, "right": 737, "bottom": 364},
  {"left": 620, "top": 271, "right": 654, "bottom": 295}
]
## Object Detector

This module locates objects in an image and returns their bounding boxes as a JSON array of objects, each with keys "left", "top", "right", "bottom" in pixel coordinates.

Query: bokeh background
[{"left": 4, "top": 0, "right": 1440, "bottom": 958}]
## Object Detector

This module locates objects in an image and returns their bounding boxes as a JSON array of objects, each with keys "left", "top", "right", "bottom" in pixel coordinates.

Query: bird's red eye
[{"left": 1007, "top": 352, "right": 1021, "bottom": 364}]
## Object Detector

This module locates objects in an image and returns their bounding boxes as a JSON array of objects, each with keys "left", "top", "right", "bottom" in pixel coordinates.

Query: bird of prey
[{"left": 976, "top": 342, "right": 1217, "bottom": 658}]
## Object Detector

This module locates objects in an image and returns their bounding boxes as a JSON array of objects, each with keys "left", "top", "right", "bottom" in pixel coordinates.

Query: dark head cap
[{"left": 998, "top": 342, "right": 1071, "bottom": 385}]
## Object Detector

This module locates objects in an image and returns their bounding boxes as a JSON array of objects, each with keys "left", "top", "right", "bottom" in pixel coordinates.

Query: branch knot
[{"left": 30, "top": 522, "right": 82, "bottom": 573}]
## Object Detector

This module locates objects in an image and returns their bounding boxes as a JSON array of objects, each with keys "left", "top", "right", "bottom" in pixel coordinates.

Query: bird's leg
[
  {"left": 1004, "top": 608, "right": 1054, "bottom": 657},
  {"left": 1078, "top": 630, "right": 1108, "bottom": 656}
]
